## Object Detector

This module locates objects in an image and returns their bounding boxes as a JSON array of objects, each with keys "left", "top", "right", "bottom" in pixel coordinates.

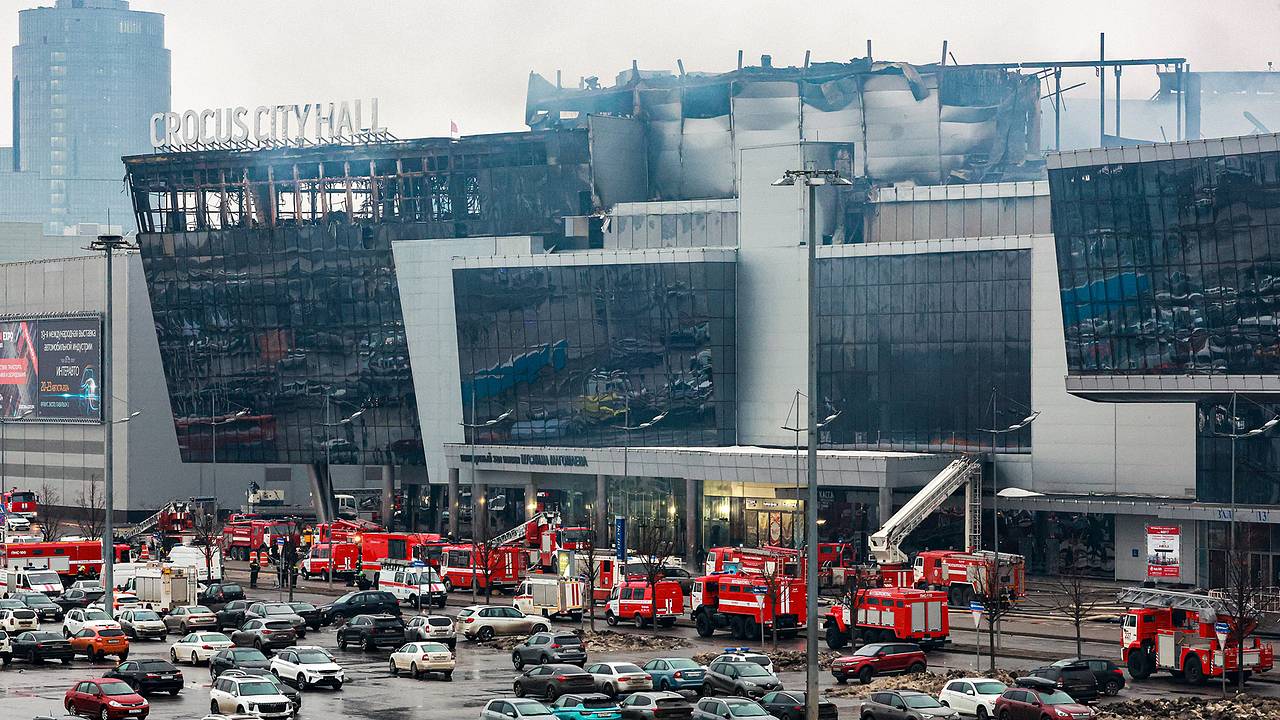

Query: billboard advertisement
[
  {"left": 1146, "top": 525, "right": 1181, "bottom": 578},
  {"left": 0, "top": 316, "right": 101, "bottom": 422}
]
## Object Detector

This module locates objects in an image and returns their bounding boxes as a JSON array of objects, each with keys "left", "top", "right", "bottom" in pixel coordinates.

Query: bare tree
[
  {"left": 1034, "top": 572, "right": 1107, "bottom": 657},
  {"left": 191, "top": 505, "right": 222, "bottom": 582},
  {"left": 575, "top": 526, "right": 601, "bottom": 631},
  {"left": 75, "top": 478, "right": 106, "bottom": 538},
  {"left": 755, "top": 559, "right": 790, "bottom": 649},
  {"left": 976, "top": 554, "right": 1016, "bottom": 672},
  {"left": 36, "top": 481, "right": 66, "bottom": 541},
  {"left": 630, "top": 520, "right": 678, "bottom": 629},
  {"left": 1221, "top": 544, "right": 1267, "bottom": 692},
  {"left": 826, "top": 567, "right": 878, "bottom": 650}
]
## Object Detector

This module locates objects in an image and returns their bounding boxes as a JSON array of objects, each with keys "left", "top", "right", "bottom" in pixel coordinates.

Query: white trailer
[
  {"left": 133, "top": 564, "right": 198, "bottom": 612},
  {"left": 167, "top": 544, "right": 222, "bottom": 582},
  {"left": 513, "top": 574, "right": 586, "bottom": 621}
]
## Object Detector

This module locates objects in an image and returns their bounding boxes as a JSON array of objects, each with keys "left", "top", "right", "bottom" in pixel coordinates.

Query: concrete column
[
  {"left": 380, "top": 465, "right": 395, "bottom": 531},
  {"left": 405, "top": 484, "right": 421, "bottom": 532},
  {"left": 307, "top": 463, "right": 331, "bottom": 524},
  {"left": 447, "top": 468, "right": 460, "bottom": 540},
  {"left": 594, "top": 474, "right": 607, "bottom": 540},
  {"left": 877, "top": 485, "right": 894, "bottom": 529},
  {"left": 685, "top": 477, "right": 699, "bottom": 571}
]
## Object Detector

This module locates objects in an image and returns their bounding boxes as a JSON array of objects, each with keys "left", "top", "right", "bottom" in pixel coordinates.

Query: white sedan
[
  {"left": 388, "top": 641, "right": 454, "bottom": 680},
  {"left": 586, "top": 661, "right": 654, "bottom": 695},
  {"left": 938, "top": 678, "right": 1009, "bottom": 719},
  {"left": 269, "top": 645, "right": 346, "bottom": 690},
  {"left": 62, "top": 607, "right": 120, "bottom": 636},
  {"left": 170, "top": 631, "right": 233, "bottom": 665}
]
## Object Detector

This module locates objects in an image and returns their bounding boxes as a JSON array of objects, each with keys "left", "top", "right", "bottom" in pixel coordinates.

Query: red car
[
  {"left": 994, "top": 679, "right": 1095, "bottom": 720},
  {"left": 831, "top": 642, "right": 927, "bottom": 684},
  {"left": 64, "top": 678, "right": 150, "bottom": 720}
]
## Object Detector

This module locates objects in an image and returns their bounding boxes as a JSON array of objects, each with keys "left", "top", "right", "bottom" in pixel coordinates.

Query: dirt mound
[
  {"left": 824, "top": 668, "right": 1024, "bottom": 699},
  {"left": 479, "top": 629, "right": 689, "bottom": 653},
  {"left": 692, "top": 649, "right": 841, "bottom": 671},
  {"left": 1097, "top": 696, "right": 1280, "bottom": 720}
]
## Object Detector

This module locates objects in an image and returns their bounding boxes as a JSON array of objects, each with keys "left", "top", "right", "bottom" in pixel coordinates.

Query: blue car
[
  {"left": 551, "top": 694, "right": 622, "bottom": 720},
  {"left": 642, "top": 658, "right": 706, "bottom": 691}
]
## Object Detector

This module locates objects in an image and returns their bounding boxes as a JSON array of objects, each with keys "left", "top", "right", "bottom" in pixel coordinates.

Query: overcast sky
[{"left": 0, "top": 0, "right": 1277, "bottom": 141}]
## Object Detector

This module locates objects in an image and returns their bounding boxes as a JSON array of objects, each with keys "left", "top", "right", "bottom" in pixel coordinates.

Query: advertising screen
[{"left": 0, "top": 316, "right": 102, "bottom": 422}]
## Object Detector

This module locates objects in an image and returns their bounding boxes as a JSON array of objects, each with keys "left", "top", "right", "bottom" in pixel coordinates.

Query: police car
[
  {"left": 708, "top": 647, "right": 774, "bottom": 675},
  {"left": 376, "top": 559, "right": 448, "bottom": 608}
]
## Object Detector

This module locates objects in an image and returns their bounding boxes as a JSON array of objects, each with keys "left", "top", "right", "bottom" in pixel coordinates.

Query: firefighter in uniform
[{"left": 249, "top": 549, "right": 260, "bottom": 588}]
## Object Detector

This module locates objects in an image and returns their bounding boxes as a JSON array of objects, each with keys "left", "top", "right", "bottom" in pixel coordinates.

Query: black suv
[
  {"left": 321, "top": 591, "right": 400, "bottom": 625},
  {"left": 210, "top": 647, "right": 271, "bottom": 680},
  {"left": 198, "top": 583, "right": 246, "bottom": 610},
  {"left": 1022, "top": 664, "right": 1099, "bottom": 701},
  {"left": 1049, "top": 657, "right": 1126, "bottom": 696},
  {"left": 336, "top": 614, "right": 407, "bottom": 650}
]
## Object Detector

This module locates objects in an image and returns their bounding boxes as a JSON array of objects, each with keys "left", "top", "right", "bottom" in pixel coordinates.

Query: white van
[
  {"left": 0, "top": 567, "right": 64, "bottom": 597},
  {"left": 111, "top": 562, "right": 142, "bottom": 591},
  {"left": 167, "top": 545, "right": 223, "bottom": 582},
  {"left": 377, "top": 560, "right": 447, "bottom": 608}
]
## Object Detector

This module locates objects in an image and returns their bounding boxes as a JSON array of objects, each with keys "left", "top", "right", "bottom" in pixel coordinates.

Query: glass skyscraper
[{"left": 10, "top": 0, "right": 169, "bottom": 233}]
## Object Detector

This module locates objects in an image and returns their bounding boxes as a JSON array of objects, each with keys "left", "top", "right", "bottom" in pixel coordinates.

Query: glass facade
[
  {"left": 1195, "top": 398, "right": 1280, "bottom": 505},
  {"left": 1050, "top": 152, "right": 1280, "bottom": 375},
  {"left": 815, "top": 251, "right": 1033, "bottom": 453},
  {"left": 138, "top": 225, "right": 422, "bottom": 466},
  {"left": 453, "top": 261, "right": 736, "bottom": 447}
]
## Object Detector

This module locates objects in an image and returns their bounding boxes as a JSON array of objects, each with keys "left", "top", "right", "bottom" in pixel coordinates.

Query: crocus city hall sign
[{"left": 150, "top": 98, "right": 386, "bottom": 149}]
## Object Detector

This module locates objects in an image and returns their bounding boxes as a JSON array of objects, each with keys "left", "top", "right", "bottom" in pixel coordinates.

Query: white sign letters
[{"left": 150, "top": 98, "right": 386, "bottom": 149}]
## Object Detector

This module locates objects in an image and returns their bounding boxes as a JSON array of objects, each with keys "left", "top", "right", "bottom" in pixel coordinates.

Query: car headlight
[
  {"left": 1054, "top": 710, "right": 1071, "bottom": 718},
  {"left": 108, "top": 701, "right": 124, "bottom": 708}
]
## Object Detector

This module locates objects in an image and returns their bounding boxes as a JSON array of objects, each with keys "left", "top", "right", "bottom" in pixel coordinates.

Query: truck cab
[{"left": 606, "top": 580, "right": 682, "bottom": 628}]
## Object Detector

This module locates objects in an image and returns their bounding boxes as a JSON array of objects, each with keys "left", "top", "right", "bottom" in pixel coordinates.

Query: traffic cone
[{"left": 139, "top": 545, "right": 150, "bottom": 561}]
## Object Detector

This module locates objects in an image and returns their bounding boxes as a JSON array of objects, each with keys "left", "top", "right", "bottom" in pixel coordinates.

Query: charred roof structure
[{"left": 526, "top": 57, "right": 1044, "bottom": 196}]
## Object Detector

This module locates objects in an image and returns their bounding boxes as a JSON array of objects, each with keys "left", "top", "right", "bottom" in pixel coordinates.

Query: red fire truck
[
  {"left": 357, "top": 532, "right": 443, "bottom": 571},
  {"left": 1119, "top": 587, "right": 1274, "bottom": 684},
  {"left": 822, "top": 586, "right": 950, "bottom": 650},
  {"left": 438, "top": 543, "right": 525, "bottom": 593},
  {"left": 315, "top": 519, "right": 380, "bottom": 544},
  {"left": 300, "top": 542, "right": 360, "bottom": 580},
  {"left": 2, "top": 490, "right": 38, "bottom": 519},
  {"left": 221, "top": 518, "right": 298, "bottom": 560},
  {"left": 1, "top": 540, "right": 130, "bottom": 579},
  {"left": 691, "top": 573, "right": 806, "bottom": 639},
  {"left": 606, "top": 579, "right": 684, "bottom": 628},
  {"left": 910, "top": 550, "right": 1026, "bottom": 608},
  {"left": 704, "top": 544, "right": 857, "bottom": 588}
]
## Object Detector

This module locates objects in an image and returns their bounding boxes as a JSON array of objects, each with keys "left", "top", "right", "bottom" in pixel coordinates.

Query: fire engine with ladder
[
  {"left": 691, "top": 573, "right": 806, "bottom": 639},
  {"left": 1118, "top": 586, "right": 1274, "bottom": 684}
]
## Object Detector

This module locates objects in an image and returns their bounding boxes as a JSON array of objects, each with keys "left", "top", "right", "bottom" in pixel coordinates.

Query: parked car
[
  {"left": 64, "top": 608, "right": 120, "bottom": 637},
  {"left": 831, "top": 643, "right": 927, "bottom": 685},
  {"left": 1049, "top": 658, "right": 1126, "bottom": 697},
  {"left": 0, "top": 628, "right": 11, "bottom": 665},
  {"left": 166, "top": 606, "right": 219, "bottom": 634},
  {"left": 994, "top": 680, "right": 1095, "bottom": 720},
  {"left": 0, "top": 598, "right": 26, "bottom": 610},
  {"left": 587, "top": 661, "right": 653, "bottom": 695},
  {"left": 69, "top": 627, "right": 131, "bottom": 661},
  {"left": 709, "top": 650, "right": 774, "bottom": 675},
  {"left": 170, "top": 631, "right": 233, "bottom": 665},
  {"left": 515, "top": 663, "right": 596, "bottom": 700},
  {"left": 13, "top": 630, "right": 74, "bottom": 663},
  {"left": 208, "top": 673, "right": 294, "bottom": 719},
  {"left": 405, "top": 614, "right": 456, "bottom": 649},
  {"left": 210, "top": 647, "right": 271, "bottom": 680},
  {"left": 619, "top": 691, "right": 694, "bottom": 720},
  {"left": 319, "top": 590, "right": 400, "bottom": 625},
  {"left": 117, "top": 610, "right": 168, "bottom": 641},
  {"left": 269, "top": 645, "right": 345, "bottom": 690},
  {"left": 480, "top": 699, "right": 557, "bottom": 720},
  {"left": 691, "top": 697, "right": 777, "bottom": 720},
  {"left": 704, "top": 660, "right": 783, "bottom": 699},
  {"left": 859, "top": 691, "right": 958, "bottom": 720},
  {"left": 513, "top": 631, "right": 588, "bottom": 669},
  {"left": 643, "top": 658, "right": 706, "bottom": 692},
  {"left": 389, "top": 641, "right": 454, "bottom": 680},
  {"left": 57, "top": 588, "right": 101, "bottom": 611},
  {"left": 551, "top": 694, "right": 622, "bottom": 720},
  {"left": 216, "top": 600, "right": 254, "bottom": 630},
  {"left": 6, "top": 515, "right": 31, "bottom": 532},
  {"left": 63, "top": 678, "right": 149, "bottom": 720},
  {"left": 104, "top": 658, "right": 185, "bottom": 696},
  {"left": 1023, "top": 665, "right": 1099, "bottom": 702},
  {"left": 230, "top": 619, "right": 297, "bottom": 652},
  {"left": 760, "top": 692, "right": 837, "bottom": 720},
  {"left": 219, "top": 669, "right": 300, "bottom": 715},
  {"left": 0, "top": 607, "right": 40, "bottom": 632},
  {"left": 336, "top": 613, "right": 406, "bottom": 650},
  {"left": 286, "top": 602, "right": 322, "bottom": 632},
  {"left": 457, "top": 604, "right": 549, "bottom": 641},
  {"left": 15, "top": 591, "right": 65, "bottom": 622},
  {"left": 246, "top": 602, "right": 308, "bottom": 638},
  {"left": 937, "top": 678, "right": 1008, "bottom": 720},
  {"left": 198, "top": 583, "right": 245, "bottom": 610}
]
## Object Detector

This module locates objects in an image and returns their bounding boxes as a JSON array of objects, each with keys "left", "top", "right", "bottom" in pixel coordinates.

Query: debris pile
[
  {"left": 1097, "top": 697, "right": 1280, "bottom": 719},
  {"left": 693, "top": 649, "right": 840, "bottom": 671},
  {"left": 824, "top": 668, "right": 1023, "bottom": 698},
  {"left": 479, "top": 629, "right": 689, "bottom": 653}
]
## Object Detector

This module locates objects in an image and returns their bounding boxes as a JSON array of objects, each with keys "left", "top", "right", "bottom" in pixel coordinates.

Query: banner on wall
[
  {"left": 0, "top": 316, "right": 102, "bottom": 422},
  {"left": 1146, "top": 525, "right": 1181, "bottom": 578}
]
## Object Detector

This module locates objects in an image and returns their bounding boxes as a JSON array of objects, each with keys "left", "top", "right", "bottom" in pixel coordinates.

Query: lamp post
[
  {"left": 459, "top": 400, "right": 512, "bottom": 602},
  {"left": 772, "top": 167, "right": 851, "bottom": 720},
  {"left": 321, "top": 399, "right": 365, "bottom": 590},
  {"left": 0, "top": 409, "right": 34, "bottom": 497},
  {"left": 208, "top": 407, "right": 249, "bottom": 507},
  {"left": 616, "top": 409, "right": 667, "bottom": 529},
  {"left": 781, "top": 394, "right": 840, "bottom": 555},
  {"left": 1213, "top": 393, "right": 1280, "bottom": 572},
  {"left": 98, "top": 410, "right": 140, "bottom": 618}
]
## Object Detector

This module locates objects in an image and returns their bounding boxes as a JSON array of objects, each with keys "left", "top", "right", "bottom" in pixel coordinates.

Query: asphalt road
[{"left": 1, "top": 573, "right": 1273, "bottom": 720}]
